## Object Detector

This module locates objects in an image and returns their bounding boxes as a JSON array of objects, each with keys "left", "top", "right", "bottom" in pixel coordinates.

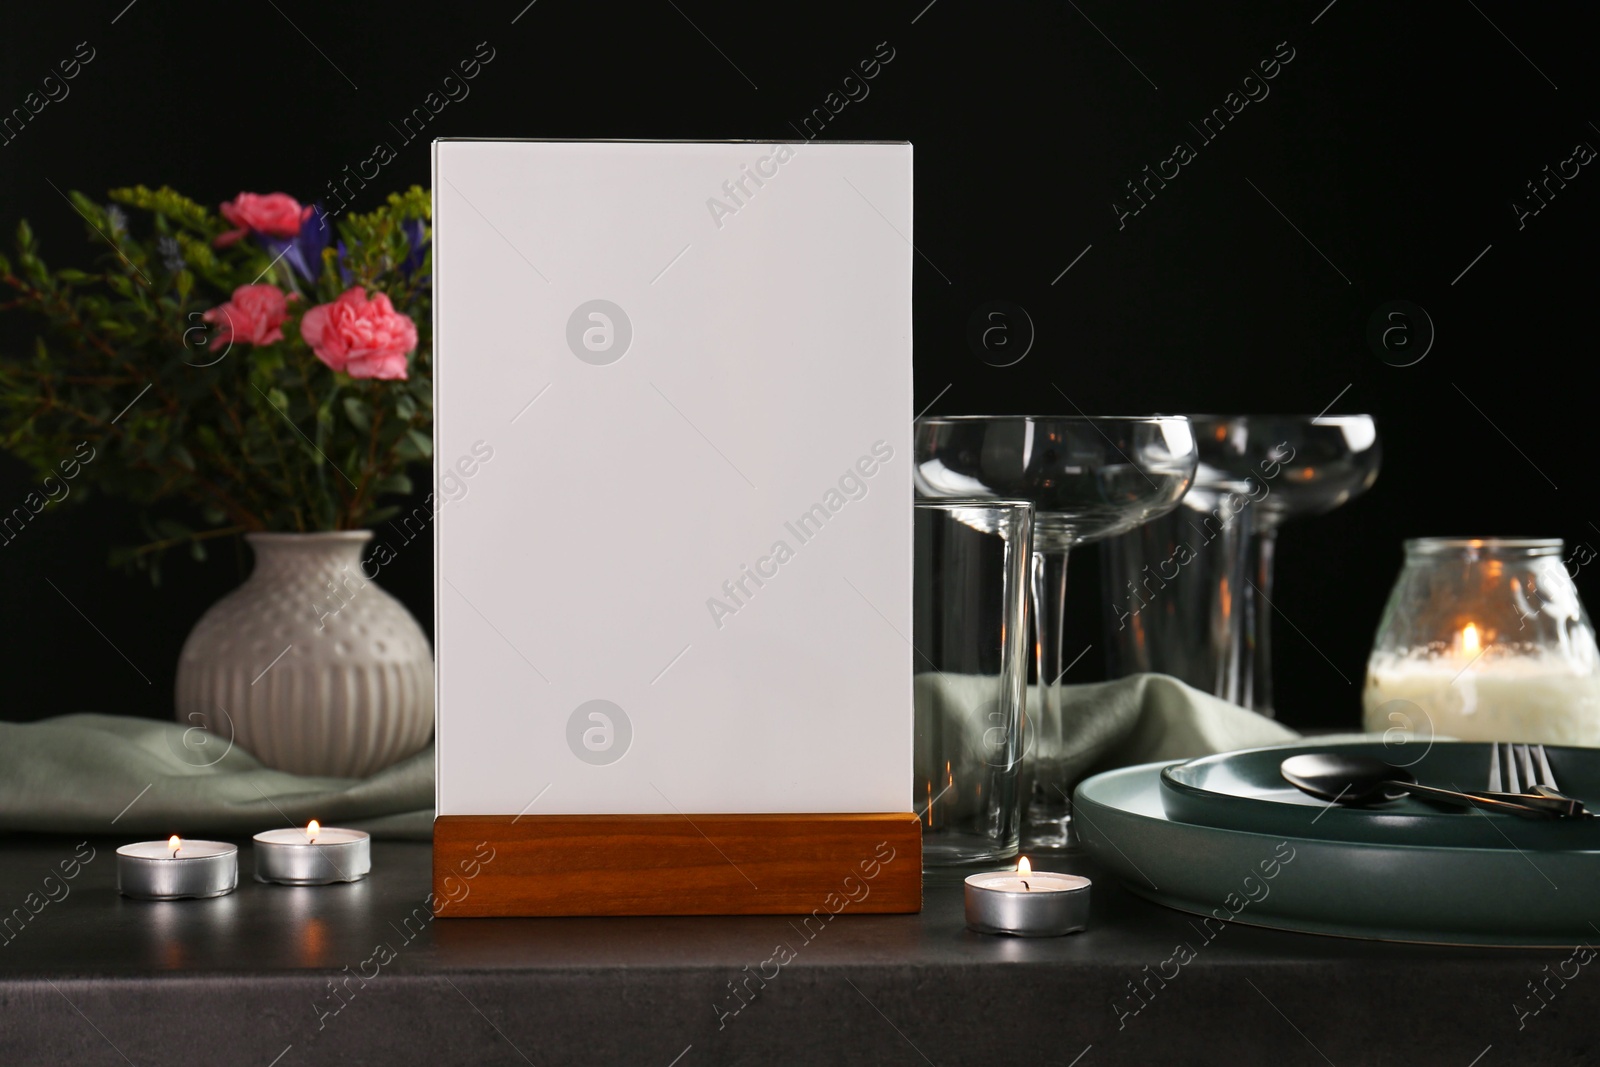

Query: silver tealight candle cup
[
  {"left": 117, "top": 837, "right": 238, "bottom": 900},
  {"left": 253, "top": 821, "right": 371, "bottom": 885},
  {"left": 964, "top": 858, "right": 1091, "bottom": 937}
]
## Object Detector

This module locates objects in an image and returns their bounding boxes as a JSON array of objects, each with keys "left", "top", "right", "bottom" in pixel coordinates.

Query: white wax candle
[
  {"left": 252, "top": 822, "right": 372, "bottom": 885},
  {"left": 119, "top": 839, "right": 234, "bottom": 860},
  {"left": 965, "top": 871, "right": 1089, "bottom": 894},
  {"left": 116, "top": 837, "right": 238, "bottom": 899},
  {"left": 253, "top": 827, "right": 367, "bottom": 847},
  {"left": 1364, "top": 652, "right": 1600, "bottom": 745}
]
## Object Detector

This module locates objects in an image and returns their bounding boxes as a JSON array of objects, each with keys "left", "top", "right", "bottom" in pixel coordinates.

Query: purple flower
[
  {"left": 157, "top": 235, "right": 185, "bottom": 274},
  {"left": 401, "top": 218, "right": 430, "bottom": 282},
  {"left": 335, "top": 240, "right": 354, "bottom": 287},
  {"left": 258, "top": 204, "right": 331, "bottom": 284}
]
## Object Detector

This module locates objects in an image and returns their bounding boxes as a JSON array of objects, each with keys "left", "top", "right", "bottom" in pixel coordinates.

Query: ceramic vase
[{"left": 175, "top": 531, "right": 434, "bottom": 777}]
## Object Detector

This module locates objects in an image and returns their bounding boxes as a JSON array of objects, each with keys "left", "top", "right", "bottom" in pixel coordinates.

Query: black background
[{"left": 1, "top": 1, "right": 1594, "bottom": 730}]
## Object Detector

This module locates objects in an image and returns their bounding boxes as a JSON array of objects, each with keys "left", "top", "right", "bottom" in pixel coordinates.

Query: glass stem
[
  {"left": 1026, "top": 547, "right": 1073, "bottom": 846},
  {"left": 1250, "top": 525, "right": 1279, "bottom": 717},
  {"left": 1031, "top": 548, "right": 1070, "bottom": 717}
]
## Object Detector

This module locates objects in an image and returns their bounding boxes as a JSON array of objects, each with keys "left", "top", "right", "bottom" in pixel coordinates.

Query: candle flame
[
  {"left": 1461, "top": 623, "right": 1481, "bottom": 657},
  {"left": 306, "top": 820, "right": 320, "bottom": 842},
  {"left": 168, "top": 835, "right": 181, "bottom": 854},
  {"left": 1017, "top": 856, "right": 1032, "bottom": 875}
]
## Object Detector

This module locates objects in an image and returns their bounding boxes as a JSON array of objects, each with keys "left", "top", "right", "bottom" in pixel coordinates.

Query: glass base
[
  {"left": 1022, "top": 799, "right": 1081, "bottom": 852},
  {"left": 922, "top": 835, "right": 1020, "bottom": 872}
]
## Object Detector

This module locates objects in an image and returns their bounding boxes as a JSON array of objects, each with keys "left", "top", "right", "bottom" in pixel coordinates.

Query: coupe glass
[
  {"left": 1102, "top": 414, "right": 1381, "bottom": 714},
  {"left": 914, "top": 415, "right": 1198, "bottom": 847},
  {"left": 1238, "top": 415, "right": 1380, "bottom": 714}
]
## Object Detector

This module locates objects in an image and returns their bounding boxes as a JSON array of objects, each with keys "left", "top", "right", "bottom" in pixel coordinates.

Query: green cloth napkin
[
  {"left": 916, "top": 671, "right": 1299, "bottom": 787},
  {"left": 0, "top": 675, "right": 1295, "bottom": 840},
  {"left": 0, "top": 713, "right": 433, "bottom": 840},
  {"left": 1052, "top": 672, "right": 1300, "bottom": 771}
]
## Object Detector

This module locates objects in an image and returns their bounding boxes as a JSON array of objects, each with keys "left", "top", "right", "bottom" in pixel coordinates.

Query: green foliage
[
  {"left": 0, "top": 185, "right": 435, "bottom": 573},
  {"left": 108, "top": 185, "right": 220, "bottom": 236}
]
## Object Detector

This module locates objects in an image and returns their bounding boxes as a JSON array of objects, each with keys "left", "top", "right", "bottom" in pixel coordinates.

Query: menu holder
[{"left": 430, "top": 139, "right": 918, "bottom": 916}]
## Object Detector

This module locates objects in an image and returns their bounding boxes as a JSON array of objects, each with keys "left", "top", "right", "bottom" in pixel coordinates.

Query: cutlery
[
  {"left": 1279, "top": 753, "right": 1568, "bottom": 819},
  {"left": 1488, "top": 743, "right": 1588, "bottom": 817}
]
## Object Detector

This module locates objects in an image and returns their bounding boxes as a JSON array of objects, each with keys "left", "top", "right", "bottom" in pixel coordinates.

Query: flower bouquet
[
  {"left": 0, "top": 186, "right": 439, "bottom": 777},
  {"left": 0, "top": 185, "right": 432, "bottom": 574}
]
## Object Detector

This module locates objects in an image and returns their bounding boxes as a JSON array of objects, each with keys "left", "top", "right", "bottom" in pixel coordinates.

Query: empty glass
[
  {"left": 1102, "top": 414, "right": 1380, "bottom": 715},
  {"left": 1244, "top": 415, "right": 1380, "bottom": 714},
  {"left": 914, "top": 501, "right": 1032, "bottom": 868},
  {"left": 1101, "top": 473, "right": 1256, "bottom": 704},
  {"left": 915, "top": 416, "right": 1197, "bottom": 848}
]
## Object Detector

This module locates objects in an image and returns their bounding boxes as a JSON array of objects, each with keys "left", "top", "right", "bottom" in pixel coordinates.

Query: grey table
[{"left": 0, "top": 836, "right": 1588, "bottom": 1065}]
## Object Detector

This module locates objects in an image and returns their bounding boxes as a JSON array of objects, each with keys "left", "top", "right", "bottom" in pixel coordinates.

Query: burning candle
[
  {"left": 1365, "top": 619, "right": 1600, "bottom": 745},
  {"left": 116, "top": 836, "right": 238, "bottom": 900},
  {"left": 1362, "top": 537, "right": 1600, "bottom": 745},
  {"left": 964, "top": 856, "right": 1092, "bottom": 937},
  {"left": 253, "top": 821, "right": 372, "bottom": 885}
]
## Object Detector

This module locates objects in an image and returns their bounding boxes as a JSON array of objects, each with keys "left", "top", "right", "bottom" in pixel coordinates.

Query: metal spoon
[{"left": 1279, "top": 753, "right": 1562, "bottom": 819}]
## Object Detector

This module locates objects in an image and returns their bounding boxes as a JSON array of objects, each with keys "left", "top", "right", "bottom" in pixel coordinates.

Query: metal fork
[
  {"left": 1488, "top": 742, "right": 1555, "bottom": 792},
  {"left": 1487, "top": 743, "right": 1588, "bottom": 816}
]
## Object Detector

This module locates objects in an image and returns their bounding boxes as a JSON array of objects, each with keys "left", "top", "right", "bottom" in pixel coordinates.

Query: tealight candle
[
  {"left": 253, "top": 821, "right": 372, "bottom": 885},
  {"left": 117, "top": 836, "right": 238, "bottom": 900},
  {"left": 964, "top": 856, "right": 1091, "bottom": 937}
]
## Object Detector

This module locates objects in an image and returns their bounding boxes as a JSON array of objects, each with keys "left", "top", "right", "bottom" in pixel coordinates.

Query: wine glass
[
  {"left": 1101, "top": 414, "right": 1380, "bottom": 715},
  {"left": 1238, "top": 415, "right": 1381, "bottom": 714},
  {"left": 914, "top": 415, "right": 1198, "bottom": 848}
]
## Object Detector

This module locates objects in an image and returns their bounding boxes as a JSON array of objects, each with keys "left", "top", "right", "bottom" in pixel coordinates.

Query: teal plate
[
  {"left": 1160, "top": 741, "right": 1600, "bottom": 849},
  {"left": 1075, "top": 761, "right": 1600, "bottom": 946}
]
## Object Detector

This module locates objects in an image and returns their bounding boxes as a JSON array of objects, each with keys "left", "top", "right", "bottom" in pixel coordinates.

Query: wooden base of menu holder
[{"left": 433, "top": 812, "right": 922, "bottom": 917}]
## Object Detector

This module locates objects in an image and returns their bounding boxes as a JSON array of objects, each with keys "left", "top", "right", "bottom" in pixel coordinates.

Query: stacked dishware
[{"left": 1076, "top": 739, "right": 1599, "bottom": 945}]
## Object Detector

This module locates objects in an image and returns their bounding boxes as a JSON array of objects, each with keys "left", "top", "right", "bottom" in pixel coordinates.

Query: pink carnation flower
[
  {"left": 215, "top": 192, "right": 314, "bottom": 247},
  {"left": 300, "top": 287, "right": 417, "bottom": 380},
  {"left": 202, "top": 284, "right": 289, "bottom": 347}
]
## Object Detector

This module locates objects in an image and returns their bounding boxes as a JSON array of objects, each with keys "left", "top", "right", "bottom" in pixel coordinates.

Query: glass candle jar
[{"left": 1363, "top": 538, "right": 1600, "bottom": 745}]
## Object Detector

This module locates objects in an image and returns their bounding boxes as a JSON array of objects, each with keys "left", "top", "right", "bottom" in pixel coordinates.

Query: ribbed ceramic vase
[{"left": 175, "top": 531, "right": 434, "bottom": 778}]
